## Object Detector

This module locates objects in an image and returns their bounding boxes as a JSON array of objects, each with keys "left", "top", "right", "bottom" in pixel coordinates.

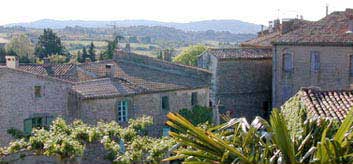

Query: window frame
[
  {"left": 310, "top": 51, "right": 320, "bottom": 72},
  {"left": 34, "top": 85, "right": 42, "bottom": 98},
  {"left": 24, "top": 115, "right": 54, "bottom": 134},
  {"left": 283, "top": 53, "right": 293, "bottom": 72},
  {"left": 191, "top": 92, "right": 198, "bottom": 106},
  {"left": 161, "top": 96, "right": 169, "bottom": 111},
  {"left": 117, "top": 100, "right": 128, "bottom": 122}
]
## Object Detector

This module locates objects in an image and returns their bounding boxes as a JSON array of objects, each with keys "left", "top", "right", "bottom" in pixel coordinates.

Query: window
[
  {"left": 117, "top": 100, "right": 128, "bottom": 122},
  {"left": 162, "top": 127, "right": 171, "bottom": 136},
  {"left": 310, "top": 51, "right": 320, "bottom": 72},
  {"left": 283, "top": 53, "right": 293, "bottom": 72},
  {"left": 350, "top": 55, "right": 353, "bottom": 76},
  {"left": 161, "top": 96, "right": 169, "bottom": 111},
  {"left": 24, "top": 116, "right": 54, "bottom": 134},
  {"left": 34, "top": 85, "right": 41, "bottom": 98},
  {"left": 191, "top": 92, "right": 198, "bottom": 106}
]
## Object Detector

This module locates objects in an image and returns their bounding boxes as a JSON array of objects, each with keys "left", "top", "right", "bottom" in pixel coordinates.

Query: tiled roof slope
[
  {"left": 76, "top": 59, "right": 209, "bottom": 96},
  {"left": 241, "top": 32, "right": 281, "bottom": 48},
  {"left": 204, "top": 47, "right": 272, "bottom": 60},
  {"left": 242, "top": 19, "right": 311, "bottom": 47},
  {"left": 72, "top": 78, "right": 140, "bottom": 99},
  {"left": 17, "top": 64, "right": 78, "bottom": 81},
  {"left": 275, "top": 9, "right": 353, "bottom": 45},
  {"left": 296, "top": 88, "right": 353, "bottom": 121}
]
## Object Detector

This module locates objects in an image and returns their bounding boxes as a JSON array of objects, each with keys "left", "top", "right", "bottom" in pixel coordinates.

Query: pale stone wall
[
  {"left": 0, "top": 68, "right": 72, "bottom": 146},
  {"left": 75, "top": 88, "right": 209, "bottom": 136},
  {"left": 273, "top": 45, "right": 353, "bottom": 108}
]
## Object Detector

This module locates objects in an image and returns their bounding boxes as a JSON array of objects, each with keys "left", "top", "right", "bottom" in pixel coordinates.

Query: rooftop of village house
[
  {"left": 0, "top": 51, "right": 211, "bottom": 99},
  {"left": 286, "top": 87, "right": 353, "bottom": 122},
  {"left": 274, "top": 8, "right": 353, "bottom": 45}
]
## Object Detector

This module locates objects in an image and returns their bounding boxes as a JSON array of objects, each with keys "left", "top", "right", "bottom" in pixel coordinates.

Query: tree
[
  {"left": 5, "top": 34, "right": 35, "bottom": 63},
  {"left": 178, "top": 106, "right": 213, "bottom": 125},
  {"left": 0, "top": 47, "right": 6, "bottom": 63},
  {"left": 173, "top": 45, "right": 206, "bottom": 66},
  {"left": 77, "top": 47, "right": 88, "bottom": 63},
  {"left": 88, "top": 42, "right": 96, "bottom": 62},
  {"left": 164, "top": 109, "right": 353, "bottom": 163},
  {"left": 0, "top": 116, "right": 175, "bottom": 164},
  {"left": 35, "top": 29, "right": 65, "bottom": 59},
  {"left": 102, "top": 35, "right": 124, "bottom": 60}
]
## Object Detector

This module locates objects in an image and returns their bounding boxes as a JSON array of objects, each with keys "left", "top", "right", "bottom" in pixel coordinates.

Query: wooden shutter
[{"left": 24, "top": 118, "right": 32, "bottom": 134}]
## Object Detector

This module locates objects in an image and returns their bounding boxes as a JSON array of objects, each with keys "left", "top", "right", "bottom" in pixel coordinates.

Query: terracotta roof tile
[
  {"left": 275, "top": 9, "right": 353, "bottom": 45},
  {"left": 297, "top": 88, "right": 353, "bottom": 121}
]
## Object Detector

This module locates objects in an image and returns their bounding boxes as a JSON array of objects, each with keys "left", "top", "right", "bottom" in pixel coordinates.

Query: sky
[{"left": 0, "top": 0, "right": 352, "bottom": 26}]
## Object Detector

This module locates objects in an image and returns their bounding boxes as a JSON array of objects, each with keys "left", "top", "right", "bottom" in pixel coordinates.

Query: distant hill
[{"left": 5, "top": 19, "right": 261, "bottom": 34}]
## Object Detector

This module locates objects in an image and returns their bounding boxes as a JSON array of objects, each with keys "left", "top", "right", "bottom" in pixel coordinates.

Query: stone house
[
  {"left": 196, "top": 18, "right": 309, "bottom": 121},
  {"left": 197, "top": 48, "right": 272, "bottom": 120},
  {"left": 272, "top": 8, "right": 353, "bottom": 108},
  {"left": 0, "top": 52, "right": 211, "bottom": 145}
]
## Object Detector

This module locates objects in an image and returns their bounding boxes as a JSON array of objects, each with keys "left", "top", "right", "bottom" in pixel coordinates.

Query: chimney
[
  {"left": 346, "top": 9, "right": 353, "bottom": 33},
  {"left": 105, "top": 64, "right": 114, "bottom": 77},
  {"left": 5, "top": 56, "right": 19, "bottom": 69},
  {"left": 273, "top": 19, "right": 281, "bottom": 32},
  {"left": 163, "top": 49, "right": 172, "bottom": 62},
  {"left": 281, "top": 19, "right": 293, "bottom": 34},
  {"left": 326, "top": 4, "right": 329, "bottom": 16}
]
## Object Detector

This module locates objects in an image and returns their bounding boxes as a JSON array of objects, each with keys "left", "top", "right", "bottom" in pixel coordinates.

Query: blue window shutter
[{"left": 24, "top": 119, "right": 32, "bottom": 134}]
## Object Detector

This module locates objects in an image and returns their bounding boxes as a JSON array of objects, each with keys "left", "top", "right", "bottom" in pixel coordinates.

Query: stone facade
[
  {"left": 73, "top": 88, "right": 209, "bottom": 136},
  {"left": 272, "top": 45, "right": 353, "bottom": 108},
  {"left": 198, "top": 48, "right": 272, "bottom": 120},
  {"left": 0, "top": 68, "right": 72, "bottom": 145},
  {"left": 0, "top": 52, "right": 211, "bottom": 146}
]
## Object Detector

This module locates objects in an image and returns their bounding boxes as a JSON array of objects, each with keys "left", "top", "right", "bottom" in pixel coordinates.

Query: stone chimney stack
[
  {"left": 163, "top": 49, "right": 172, "bottom": 62},
  {"left": 5, "top": 56, "right": 19, "bottom": 69},
  {"left": 273, "top": 19, "right": 281, "bottom": 32},
  {"left": 105, "top": 64, "right": 114, "bottom": 78}
]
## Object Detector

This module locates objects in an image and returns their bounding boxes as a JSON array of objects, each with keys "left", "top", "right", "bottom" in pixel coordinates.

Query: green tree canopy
[
  {"left": 173, "top": 45, "right": 206, "bottom": 66},
  {"left": 5, "top": 34, "right": 35, "bottom": 63},
  {"left": 88, "top": 42, "right": 96, "bottom": 62},
  {"left": 178, "top": 106, "right": 213, "bottom": 125},
  {"left": 35, "top": 29, "right": 65, "bottom": 59}
]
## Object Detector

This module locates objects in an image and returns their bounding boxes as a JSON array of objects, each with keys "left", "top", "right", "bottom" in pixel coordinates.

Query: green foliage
[
  {"left": 173, "top": 45, "right": 206, "bottom": 66},
  {"left": 47, "top": 54, "right": 68, "bottom": 64},
  {"left": 5, "top": 34, "right": 35, "bottom": 63},
  {"left": 0, "top": 116, "right": 174, "bottom": 164},
  {"left": 178, "top": 106, "right": 213, "bottom": 125},
  {"left": 6, "top": 128, "right": 27, "bottom": 139},
  {"left": 101, "top": 35, "right": 124, "bottom": 60},
  {"left": 165, "top": 109, "right": 353, "bottom": 163},
  {"left": 35, "top": 28, "right": 65, "bottom": 59},
  {"left": 88, "top": 42, "right": 96, "bottom": 62}
]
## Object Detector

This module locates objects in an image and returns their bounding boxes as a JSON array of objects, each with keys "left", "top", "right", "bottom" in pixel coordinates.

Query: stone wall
[
  {"left": 215, "top": 59, "right": 272, "bottom": 120},
  {"left": 273, "top": 45, "right": 353, "bottom": 108},
  {"left": 75, "top": 88, "right": 209, "bottom": 136},
  {"left": 0, "top": 68, "right": 72, "bottom": 146}
]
